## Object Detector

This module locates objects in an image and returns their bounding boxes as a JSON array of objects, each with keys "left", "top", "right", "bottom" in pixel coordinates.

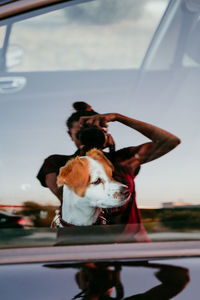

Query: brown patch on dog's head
[
  {"left": 57, "top": 156, "right": 90, "bottom": 197},
  {"left": 86, "top": 148, "right": 114, "bottom": 179}
]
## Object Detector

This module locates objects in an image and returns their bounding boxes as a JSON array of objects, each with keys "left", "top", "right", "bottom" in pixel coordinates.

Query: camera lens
[{"left": 78, "top": 127, "right": 106, "bottom": 149}]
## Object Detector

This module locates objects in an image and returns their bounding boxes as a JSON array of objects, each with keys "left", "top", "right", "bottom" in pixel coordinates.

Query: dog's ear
[
  {"left": 57, "top": 157, "right": 90, "bottom": 197},
  {"left": 57, "top": 159, "right": 73, "bottom": 187},
  {"left": 86, "top": 148, "right": 114, "bottom": 179}
]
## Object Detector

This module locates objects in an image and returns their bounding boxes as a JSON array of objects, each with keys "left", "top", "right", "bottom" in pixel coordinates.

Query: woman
[
  {"left": 37, "top": 101, "right": 180, "bottom": 241},
  {"left": 71, "top": 261, "right": 189, "bottom": 300}
]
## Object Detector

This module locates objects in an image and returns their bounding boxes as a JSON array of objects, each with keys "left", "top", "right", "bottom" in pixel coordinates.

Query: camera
[{"left": 77, "top": 125, "right": 107, "bottom": 149}]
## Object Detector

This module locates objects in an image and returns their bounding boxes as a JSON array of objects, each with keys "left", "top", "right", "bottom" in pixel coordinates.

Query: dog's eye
[{"left": 92, "top": 178, "right": 103, "bottom": 185}]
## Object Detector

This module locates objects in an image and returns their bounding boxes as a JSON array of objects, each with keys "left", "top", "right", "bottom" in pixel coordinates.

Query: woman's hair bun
[{"left": 73, "top": 101, "right": 93, "bottom": 112}]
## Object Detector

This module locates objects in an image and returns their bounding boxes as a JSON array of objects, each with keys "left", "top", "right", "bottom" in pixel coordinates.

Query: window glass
[
  {"left": 0, "top": 26, "right": 6, "bottom": 48},
  {"left": 143, "top": 0, "right": 200, "bottom": 70},
  {"left": 183, "top": 16, "right": 200, "bottom": 67},
  {"left": 3, "top": 0, "right": 200, "bottom": 245},
  {"left": 7, "top": 0, "right": 168, "bottom": 72}
]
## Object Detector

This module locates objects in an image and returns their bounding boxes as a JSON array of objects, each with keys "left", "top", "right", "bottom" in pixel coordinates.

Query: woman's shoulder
[
  {"left": 44, "top": 154, "right": 71, "bottom": 164},
  {"left": 106, "top": 146, "right": 139, "bottom": 162},
  {"left": 37, "top": 152, "right": 77, "bottom": 187},
  {"left": 105, "top": 147, "right": 141, "bottom": 177},
  {"left": 44, "top": 149, "right": 80, "bottom": 164},
  {"left": 42, "top": 152, "right": 78, "bottom": 172}
]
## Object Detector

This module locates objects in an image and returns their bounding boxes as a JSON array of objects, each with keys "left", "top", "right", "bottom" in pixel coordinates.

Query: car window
[
  {"left": 142, "top": 0, "right": 200, "bottom": 70},
  {"left": 0, "top": 26, "right": 6, "bottom": 48},
  {"left": 6, "top": 0, "right": 167, "bottom": 72},
  {"left": 1, "top": 0, "right": 200, "bottom": 247},
  {"left": 0, "top": 0, "right": 168, "bottom": 212}
]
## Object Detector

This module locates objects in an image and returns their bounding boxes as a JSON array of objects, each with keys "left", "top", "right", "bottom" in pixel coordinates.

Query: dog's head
[{"left": 57, "top": 149, "right": 130, "bottom": 208}]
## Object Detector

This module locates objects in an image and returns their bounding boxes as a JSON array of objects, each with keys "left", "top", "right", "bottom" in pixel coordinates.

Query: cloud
[{"left": 20, "top": 184, "right": 31, "bottom": 191}]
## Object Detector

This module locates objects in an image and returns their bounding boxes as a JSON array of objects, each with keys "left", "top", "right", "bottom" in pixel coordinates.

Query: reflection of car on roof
[
  {"left": 0, "top": 210, "right": 32, "bottom": 228},
  {"left": 0, "top": 243, "right": 199, "bottom": 300}
]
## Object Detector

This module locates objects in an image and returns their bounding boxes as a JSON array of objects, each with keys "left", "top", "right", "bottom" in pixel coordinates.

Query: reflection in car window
[
  {"left": 143, "top": 0, "right": 200, "bottom": 70},
  {"left": 0, "top": 0, "right": 169, "bottom": 216},
  {"left": 0, "top": 258, "right": 192, "bottom": 299},
  {"left": 1, "top": 0, "right": 200, "bottom": 247},
  {"left": 0, "top": 26, "right": 6, "bottom": 48},
  {"left": 7, "top": 0, "right": 168, "bottom": 72},
  {"left": 43, "top": 261, "right": 190, "bottom": 300}
]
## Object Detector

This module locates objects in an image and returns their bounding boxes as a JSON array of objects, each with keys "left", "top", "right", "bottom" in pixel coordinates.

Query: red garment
[{"left": 107, "top": 162, "right": 150, "bottom": 242}]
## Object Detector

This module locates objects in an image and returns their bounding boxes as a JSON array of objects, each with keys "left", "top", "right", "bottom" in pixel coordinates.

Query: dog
[{"left": 56, "top": 148, "right": 130, "bottom": 226}]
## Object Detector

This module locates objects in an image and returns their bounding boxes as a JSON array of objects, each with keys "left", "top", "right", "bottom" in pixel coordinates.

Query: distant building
[{"left": 162, "top": 201, "right": 199, "bottom": 208}]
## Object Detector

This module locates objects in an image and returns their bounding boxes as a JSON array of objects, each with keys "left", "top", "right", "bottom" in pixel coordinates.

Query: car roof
[{"left": 0, "top": 0, "right": 68, "bottom": 20}]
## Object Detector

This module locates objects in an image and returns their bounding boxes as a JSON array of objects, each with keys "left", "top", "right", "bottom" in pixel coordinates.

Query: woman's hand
[
  {"left": 79, "top": 114, "right": 117, "bottom": 152},
  {"left": 79, "top": 113, "right": 116, "bottom": 130}
]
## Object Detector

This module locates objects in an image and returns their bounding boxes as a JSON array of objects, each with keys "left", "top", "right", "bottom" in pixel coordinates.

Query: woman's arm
[
  {"left": 116, "top": 113, "right": 181, "bottom": 163},
  {"left": 124, "top": 263, "right": 189, "bottom": 300},
  {"left": 80, "top": 113, "right": 181, "bottom": 164}
]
